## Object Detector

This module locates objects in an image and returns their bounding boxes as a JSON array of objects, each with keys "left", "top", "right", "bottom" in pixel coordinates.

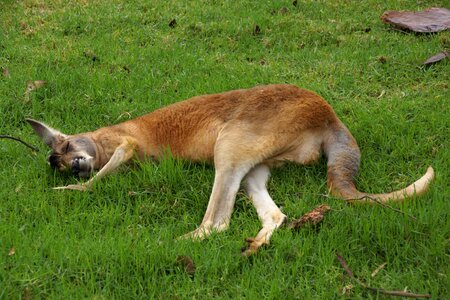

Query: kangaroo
[{"left": 27, "top": 84, "right": 435, "bottom": 255}]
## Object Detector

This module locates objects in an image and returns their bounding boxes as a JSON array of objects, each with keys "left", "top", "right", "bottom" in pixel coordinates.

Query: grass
[{"left": 0, "top": 0, "right": 449, "bottom": 298}]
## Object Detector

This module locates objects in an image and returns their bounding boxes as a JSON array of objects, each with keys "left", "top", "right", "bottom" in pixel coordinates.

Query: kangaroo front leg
[
  {"left": 181, "top": 165, "right": 252, "bottom": 240},
  {"left": 242, "top": 164, "right": 287, "bottom": 256},
  {"left": 54, "top": 140, "right": 136, "bottom": 191}
]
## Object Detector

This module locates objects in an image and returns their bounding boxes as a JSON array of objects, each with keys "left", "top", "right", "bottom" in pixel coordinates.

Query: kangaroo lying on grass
[{"left": 27, "top": 84, "right": 434, "bottom": 255}]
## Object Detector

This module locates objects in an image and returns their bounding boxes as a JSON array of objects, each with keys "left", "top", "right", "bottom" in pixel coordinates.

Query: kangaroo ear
[{"left": 26, "top": 118, "right": 68, "bottom": 148}]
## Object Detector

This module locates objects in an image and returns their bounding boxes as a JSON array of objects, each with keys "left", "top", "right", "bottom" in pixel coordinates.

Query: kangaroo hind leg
[
  {"left": 242, "top": 164, "right": 287, "bottom": 256},
  {"left": 180, "top": 126, "right": 263, "bottom": 240},
  {"left": 180, "top": 163, "right": 252, "bottom": 240}
]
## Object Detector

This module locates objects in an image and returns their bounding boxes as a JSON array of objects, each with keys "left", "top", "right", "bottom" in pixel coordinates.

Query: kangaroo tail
[
  {"left": 324, "top": 125, "right": 435, "bottom": 204},
  {"left": 356, "top": 166, "right": 435, "bottom": 203}
]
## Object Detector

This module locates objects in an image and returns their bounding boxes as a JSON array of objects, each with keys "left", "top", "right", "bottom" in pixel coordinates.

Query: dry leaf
[
  {"left": 25, "top": 80, "right": 46, "bottom": 93},
  {"left": 23, "top": 287, "right": 30, "bottom": 300},
  {"left": 287, "top": 204, "right": 331, "bottom": 229},
  {"left": 341, "top": 284, "right": 354, "bottom": 296},
  {"left": 381, "top": 8, "right": 450, "bottom": 33},
  {"left": 33, "top": 80, "right": 46, "bottom": 88},
  {"left": 278, "top": 7, "right": 289, "bottom": 15},
  {"left": 8, "top": 247, "right": 15, "bottom": 256},
  {"left": 243, "top": 205, "right": 331, "bottom": 257},
  {"left": 83, "top": 50, "right": 99, "bottom": 63},
  {"left": 377, "top": 90, "right": 386, "bottom": 99},
  {"left": 423, "top": 51, "right": 449, "bottom": 65},
  {"left": 253, "top": 25, "right": 261, "bottom": 35},
  {"left": 128, "top": 190, "right": 151, "bottom": 196},
  {"left": 371, "top": 262, "right": 387, "bottom": 278},
  {"left": 169, "top": 19, "right": 177, "bottom": 28},
  {"left": 2, "top": 68, "right": 10, "bottom": 77},
  {"left": 116, "top": 111, "right": 132, "bottom": 122},
  {"left": 26, "top": 81, "right": 34, "bottom": 93},
  {"left": 24, "top": 80, "right": 46, "bottom": 102},
  {"left": 378, "top": 56, "right": 387, "bottom": 64},
  {"left": 176, "top": 255, "right": 196, "bottom": 276}
]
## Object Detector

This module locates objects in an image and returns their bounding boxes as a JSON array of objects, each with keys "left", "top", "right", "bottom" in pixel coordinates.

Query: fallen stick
[
  {"left": 347, "top": 195, "right": 418, "bottom": 221},
  {"left": 320, "top": 194, "right": 417, "bottom": 221},
  {"left": 0, "top": 135, "right": 39, "bottom": 152},
  {"left": 336, "top": 253, "right": 431, "bottom": 298}
]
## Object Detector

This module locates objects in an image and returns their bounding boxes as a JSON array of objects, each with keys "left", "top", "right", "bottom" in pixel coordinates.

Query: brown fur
[
  {"left": 91, "top": 85, "right": 337, "bottom": 162},
  {"left": 27, "top": 84, "right": 435, "bottom": 252}
]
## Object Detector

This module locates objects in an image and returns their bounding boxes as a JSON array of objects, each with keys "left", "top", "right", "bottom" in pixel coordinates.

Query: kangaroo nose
[{"left": 72, "top": 158, "right": 81, "bottom": 174}]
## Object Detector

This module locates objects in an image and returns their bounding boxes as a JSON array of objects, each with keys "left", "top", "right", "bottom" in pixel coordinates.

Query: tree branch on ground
[
  {"left": 0, "top": 135, "right": 39, "bottom": 152},
  {"left": 336, "top": 253, "right": 431, "bottom": 298}
]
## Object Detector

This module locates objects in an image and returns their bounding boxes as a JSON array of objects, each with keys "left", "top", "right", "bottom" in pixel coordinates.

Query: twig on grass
[
  {"left": 350, "top": 195, "right": 418, "bottom": 221},
  {"left": 0, "top": 135, "right": 39, "bottom": 152},
  {"left": 336, "top": 253, "right": 431, "bottom": 298},
  {"left": 371, "top": 262, "right": 387, "bottom": 278},
  {"left": 320, "top": 194, "right": 417, "bottom": 221}
]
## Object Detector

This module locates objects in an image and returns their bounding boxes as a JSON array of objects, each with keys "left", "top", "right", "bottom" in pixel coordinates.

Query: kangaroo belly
[{"left": 266, "top": 130, "right": 324, "bottom": 166}]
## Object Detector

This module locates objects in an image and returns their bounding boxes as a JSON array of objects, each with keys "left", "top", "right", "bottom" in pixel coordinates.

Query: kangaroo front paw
[
  {"left": 53, "top": 184, "right": 91, "bottom": 191},
  {"left": 178, "top": 226, "right": 212, "bottom": 241}
]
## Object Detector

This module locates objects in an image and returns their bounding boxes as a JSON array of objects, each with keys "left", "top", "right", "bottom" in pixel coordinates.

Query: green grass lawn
[{"left": 1, "top": 0, "right": 449, "bottom": 298}]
